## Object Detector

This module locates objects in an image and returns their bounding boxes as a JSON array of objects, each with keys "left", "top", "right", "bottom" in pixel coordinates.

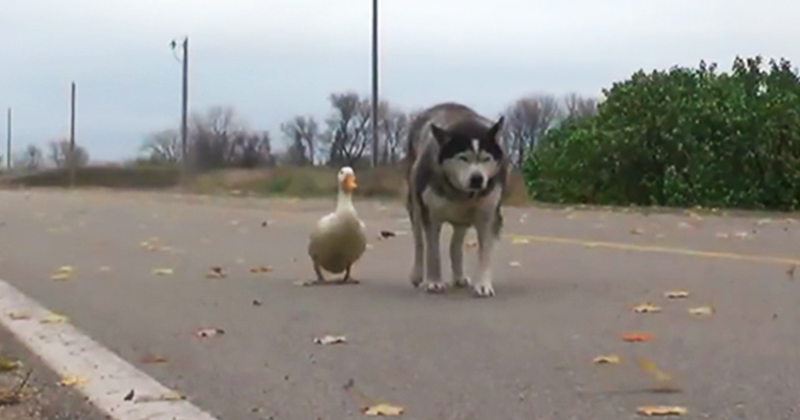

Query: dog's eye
[
  {"left": 479, "top": 156, "right": 491, "bottom": 163},
  {"left": 458, "top": 156, "right": 469, "bottom": 162}
]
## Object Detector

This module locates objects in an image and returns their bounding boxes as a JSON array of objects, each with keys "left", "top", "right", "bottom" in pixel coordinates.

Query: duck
[{"left": 307, "top": 166, "right": 367, "bottom": 284}]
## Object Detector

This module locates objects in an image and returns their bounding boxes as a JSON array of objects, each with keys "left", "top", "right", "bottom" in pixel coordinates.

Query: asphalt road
[{"left": 0, "top": 189, "right": 799, "bottom": 420}]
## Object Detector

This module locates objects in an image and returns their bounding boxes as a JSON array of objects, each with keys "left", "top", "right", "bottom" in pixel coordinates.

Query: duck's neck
[{"left": 336, "top": 190, "right": 356, "bottom": 213}]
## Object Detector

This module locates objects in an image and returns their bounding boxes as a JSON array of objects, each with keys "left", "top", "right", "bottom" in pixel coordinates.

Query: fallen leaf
[
  {"left": 688, "top": 305, "right": 714, "bottom": 317},
  {"left": 632, "top": 302, "right": 662, "bottom": 314},
  {"left": 140, "top": 354, "right": 168, "bottom": 364},
  {"left": 314, "top": 335, "right": 347, "bottom": 345},
  {"left": 787, "top": 265, "right": 795, "bottom": 280},
  {"left": 123, "top": 389, "right": 135, "bottom": 401},
  {"left": 621, "top": 332, "right": 653, "bottom": 342},
  {"left": 0, "top": 356, "right": 22, "bottom": 372},
  {"left": 152, "top": 268, "right": 174, "bottom": 276},
  {"left": 630, "top": 227, "right": 644, "bottom": 235},
  {"left": 592, "top": 354, "right": 621, "bottom": 364},
  {"left": 755, "top": 218, "right": 772, "bottom": 226},
  {"left": 636, "top": 405, "right": 687, "bottom": 416},
  {"left": 379, "top": 230, "right": 396, "bottom": 239},
  {"left": 664, "top": 290, "right": 689, "bottom": 299},
  {"left": 98, "top": 266, "right": 112, "bottom": 272},
  {"left": 41, "top": 313, "right": 68, "bottom": 324},
  {"left": 508, "top": 261, "right": 522, "bottom": 268},
  {"left": 364, "top": 403, "right": 405, "bottom": 416},
  {"left": 715, "top": 232, "right": 730, "bottom": 239},
  {"left": 206, "top": 266, "right": 227, "bottom": 279},
  {"left": 566, "top": 213, "right": 577, "bottom": 220},
  {"left": 249, "top": 265, "right": 272, "bottom": 274},
  {"left": 510, "top": 236, "right": 530, "bottom": 244},
  {"left": 637, "top": 357, "right": 673, "bottom": 383},
  {"left": 50, "top": 265, "right": 75, "bottom": 281},
  {"left": 8, "top": 312, "right": 30, "bottom": 320},
  {"left": 161, "top": 391, "right": 185, "bottom": 401},
  {"left": 59, "top": 375, "right": 90, "bottom": 387},
  {"left": 196, "top": 328, "right": 225, "bottom": 338},
  {"left": 677, "top": 221, "right": 693, "bottom": 229}
]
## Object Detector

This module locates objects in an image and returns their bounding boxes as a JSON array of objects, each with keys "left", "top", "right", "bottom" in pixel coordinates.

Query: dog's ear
[
  {"left": 430, "top": 124, "right": 449, "bottom": 145},
  {"left": 487, "top": 116, "right": 504, "bottom": 143}
]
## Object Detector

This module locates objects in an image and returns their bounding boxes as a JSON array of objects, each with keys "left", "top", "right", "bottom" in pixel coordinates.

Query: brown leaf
[
  {"left": 636, "top": 405, "right": 687, "bottom": 416},
  {"left": 621, "top": 332, "right": 653, "bottom": 342},
  {"left": 152, "top": 268, "right": 174, "bottom": 276},
  {"left": 364, "top": 403, "right": 405, "bottom": 416},
  {"left": 140, "top": 354, "right": 168, "bottom": 364},
  {"left": 664, "top": 290, "right": 689, "bottom": 299},
  {"left": 637, "top": 357, "right": 673, "bottom": 383},
  {"left": 787, "top": 265, "right": 795, "bottom": 280},
  {"left": 206, "top": 266, "right": 227, "bottom": 279},
  {"left": 0, "top": 356, "right": 22, "bottom": 372},
  {"left": 8, "top": 312, "right": 30, "bottom": 321},
  {"left": 632, "top": 302, "right": 662, "bottom": 314},
  {"left": 630, "top": 227, "right": 644, "bottom": 235},
  {"left": 592, "top": 354, "right": 621, "bottom": 364},
  {"left": 249, "top": 265, "right": 272, "bottom": 274},
  {"left": 58, "top": 374, "right": 90, "bottom": 387},
  {"left": 41, "top": 313, "right": 68, "bottom": 324},
  {"left": 50, "top": 265, "right": 75, "bottom": 281}
]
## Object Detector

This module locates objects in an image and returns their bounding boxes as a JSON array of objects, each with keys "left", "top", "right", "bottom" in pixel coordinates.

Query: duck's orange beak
[{"left": 342, "top": 173, "right": 358, "bottom": 193}]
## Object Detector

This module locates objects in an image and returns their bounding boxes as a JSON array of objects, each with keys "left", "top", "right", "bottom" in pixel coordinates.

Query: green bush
[{"left": 524, "top": 56, "right": 800, "bottom": 210}]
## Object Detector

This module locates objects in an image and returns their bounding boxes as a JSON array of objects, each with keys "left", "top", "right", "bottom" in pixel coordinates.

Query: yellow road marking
[{"left": 506, "top": 234, "right": 800, "bottom": 266}]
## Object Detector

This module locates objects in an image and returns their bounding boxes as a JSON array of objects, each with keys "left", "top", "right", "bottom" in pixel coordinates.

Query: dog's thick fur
[{"left": 405, "top": 102, "right": 508, "bottom": 297}]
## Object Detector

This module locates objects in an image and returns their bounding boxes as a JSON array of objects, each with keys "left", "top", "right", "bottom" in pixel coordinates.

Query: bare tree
[
  {"left": 48, "top": 140, "right": 89, "bottom": 168},
  {"left": 380, "top": 107, "right": 409, "bottom": 164},
  {"left": 503, "top": 94, "right": 562, "bottom": 166},
  {"left": 321, "top": 92, "right": 374, "bottom": 166},
  {"left": 229, "top": 131, "right": 274, "bottom": 168},
  {"left": 563, "top": 93, "right": 599, "bottom": 119},
  {"left": 189, "top": 105, "right": 248, "bottom": 171},
  {"left": 14, "top": 145, "right": 43, "bottom": 170},
  {"left": 280, "top": 116, "right": 320, "bottom": 165},
  {"left": 140, "top": 129, "right": 180, "bottom": 164}
]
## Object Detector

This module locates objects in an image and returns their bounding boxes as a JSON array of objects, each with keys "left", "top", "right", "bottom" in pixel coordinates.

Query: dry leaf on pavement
[
  {"left": 664, "top": 290, "right": 689, "bottom": 299},
  {"left": 249, "top": 266, "right": 272, "bottom": 274},
  {"left": 632, "top": 302, "right": 662, "bottom": 314},
  {"left": 50, "top": 265, "right": 75, "bottom": 281},
  {"left": 637, "top": 357, "right": 673, "bottom": 383},
  {"left": 508, "top": 261, "right": 522, "bottom": 268},
  {"left": 195, "top": 328, "right": 225, "bottom": 338},
  {"left": 8, "top": 312, "right": 30, "bottom": 321},
  {"left": 630, "top": 227, "right": 644, "bottom": 235},
  {"left": 364, "top": 403, "right": 405, "bottom": 416},
  {"left": 58, "top": 375, "right": 90, "bottom": 387},
  {"left": 636, "top": 405, "right": 687, "bottom": 416},
  {"left": 152, "top": 268, "right": 174, "bottom": 276},
  {"left": 379, "top": 230, "right": 396, "bottom": 239},
  {"left": 206, "top": 266, "right": 227, "bottom": 279},
  {"left": 0, "top": 356, "right": 22, "bottom": 372},
  {"left": 621, "top": 332, "right": 653, "bottom": 342},
  {"left": 715, "top": 232, "right": 730, "bottom": 239},
  {"left": 313, "top": 335, "right": 347, "bottom": 345},
  {"left": 41, "top": 313, "right": 68, "bottom": 324},
  {"left": 787, "top": 265, "right": 795, "bottom": 280},
  {"left": 98, "top": 266, "right": 112, "bottom": 272},
  {"left": 688, "top": 305, "right": 714, "bottom": 317},
  {"left": 592, "top": 354, "right": 621, "bottom": 364},
  {"left": 140, "top": 354, "right": 168, "bottom": 364}
]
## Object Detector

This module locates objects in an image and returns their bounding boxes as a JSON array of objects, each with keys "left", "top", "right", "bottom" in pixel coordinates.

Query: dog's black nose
[{"left": 468, "top": 173, "right": 484, "bottom": 189}]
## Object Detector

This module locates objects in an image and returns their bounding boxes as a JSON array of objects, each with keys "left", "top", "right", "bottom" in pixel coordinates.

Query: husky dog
[{"left": 405, "top": 102, "right": 507, "bottom": 297}]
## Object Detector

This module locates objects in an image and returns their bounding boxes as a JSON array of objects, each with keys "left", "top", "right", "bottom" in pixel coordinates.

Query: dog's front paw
[
  {"left": 472, "top": 282, "right": 495, "bottom": 298},
  {"left": 424, "top": 281, "right": 448, "bottom": 294},
  {"left": 452, "top": 276, "right": 471, "bottom": 288}
]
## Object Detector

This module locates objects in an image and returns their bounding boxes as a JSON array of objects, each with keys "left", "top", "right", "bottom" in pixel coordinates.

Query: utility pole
[
  {"left": 69, "top": 81, "right": 77, "bottom": 188},
  {"left": 180, "top": 37, "right": 189, "bottom": 185},
  {"left": 5, "top": 108, "right": 10, "bottom": 170},
  {"left": 370, "top": 0, "right": 379, "bottom": 167}
]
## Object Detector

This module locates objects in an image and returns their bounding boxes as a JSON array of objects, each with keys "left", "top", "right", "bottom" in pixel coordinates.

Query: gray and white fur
[{"left": 405, "top": 102, "right": 508, "bottom": 297}]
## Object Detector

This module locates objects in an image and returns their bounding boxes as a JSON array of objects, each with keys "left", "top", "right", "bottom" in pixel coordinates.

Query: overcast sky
[{"left": 1, "top": 0, "right": 798, "bottom": 161}]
